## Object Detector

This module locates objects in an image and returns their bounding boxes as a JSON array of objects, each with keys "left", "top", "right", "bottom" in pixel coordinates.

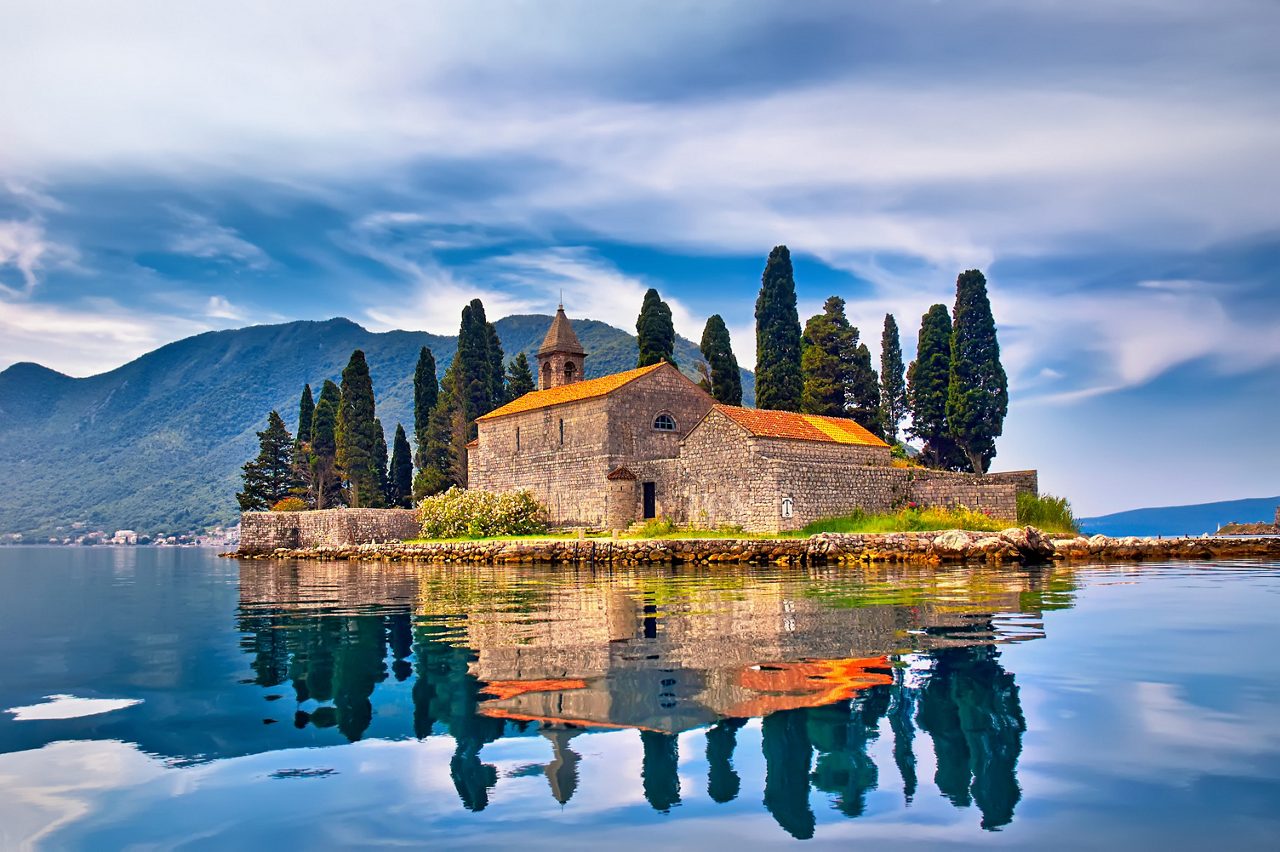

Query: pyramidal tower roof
[{"left": 538, "top": 305, "right": 586, "bottom": 355}]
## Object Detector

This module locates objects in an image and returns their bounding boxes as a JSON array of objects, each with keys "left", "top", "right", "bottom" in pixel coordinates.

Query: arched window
[
  {"left": 540, "top": 362, "right": 552, "bottom": 388},
  {"left": 653, "top": 413, "right": 676, "bottom": 432},
  {"left": 563, "top": 361, "right": 576, "bottom": 381}
]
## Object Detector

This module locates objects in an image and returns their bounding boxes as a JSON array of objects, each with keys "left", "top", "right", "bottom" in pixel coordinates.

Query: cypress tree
[
  {"left": 947, "top": 269, "right": 1008, "bottom": 473},
  {"left": 414, "top": 365, "right": 462, "bottom": 499},
  {"left": 389, "top": 423, "right": 413, "bottom": 507},
  {"left": 485, "top": 318, "right": 507, "bottom": 407},
  {"left": 800, "top": 297, "right": 855, "bottom": 417},
  {"left": 848, "top": 341, "right": 882, "bottom": 437},
  {"left": 506, "top": 352, "right": 535, "bottom": 399},
  {"left": 755, "top": 245, "right": 802, "bottom": 411},
  {"left": 310, "top": 380, "right": 344, "bottom": 509},
  {"left": 297, "top": 384, "right": 315, "bottom": 443},
  {"left": 413, "top": 346, "right": 437, "bottom": 470},
  {"left": 879, "top": 315, "right": 907, "bottom": 444},
  {"left": 373, "top": 417, "right": 390, "bottom": 503},
  {"left": 237, "top": 410, "right": 296, "bottom": 511},
  {"left": 336, "top": 349, "right": 384, "bottom": 507},
  {"left": 699, "top": 314, "right": 742, "bottom": 405},
  {"left": 636, "top": 288, "right": 677, "bottom": 367},
  {"left": 908, "top": 305, "right": 962, "bottom": 469}
]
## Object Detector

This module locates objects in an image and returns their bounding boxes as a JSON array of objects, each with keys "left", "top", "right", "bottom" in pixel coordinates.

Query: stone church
[{"left": 468, "top": 307, "right": 1036, "bottom": 533}]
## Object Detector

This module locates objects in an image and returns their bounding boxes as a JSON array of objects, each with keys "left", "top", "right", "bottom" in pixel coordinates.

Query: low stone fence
[
  {"left": 239, "top": 508, "right": 420, "bottom": 553},
  {"left": 232, "top": 526, "right": 1280, "bottom": 565}
]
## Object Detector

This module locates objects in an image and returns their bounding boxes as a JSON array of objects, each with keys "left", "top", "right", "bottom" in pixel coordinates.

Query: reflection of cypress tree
[
  {"left": 808, "top": 688, "right": 889, "bottom": 819},
  {"left": 332, "top": 616, "right": 388, "bottom": 742},
  {"left": 239, "top": 610, "right": 291, "bottom": 687},
  {"left": 410, "top": 620, "right": 505, "bottom": 810},
  {"left": 640, "top": 730, "right": 682, "bottom": 813},
  {"left": 386, "top": 613, "right": 414, "bottom": 682},
  {"left": 917, "top": 645, "right": 1025, "bottom": 830},
  {"left": 706, "top": 718, "right": 747, "bottom": 803},
  {"left": 762, "top": 709, "right": 815, "bottom": 839},
  {"left": 889, "top": 675, "right": 919, "bottom": 803}
]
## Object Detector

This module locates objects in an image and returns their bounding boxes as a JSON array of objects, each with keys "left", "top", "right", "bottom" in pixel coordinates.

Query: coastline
[{"left": 229, "top": 527, "right": 1280, "bottom": 565}]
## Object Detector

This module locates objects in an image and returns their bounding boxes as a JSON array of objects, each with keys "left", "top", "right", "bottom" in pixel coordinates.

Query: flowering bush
[
  {"left": 418, "top": 487, "right": 549, "bottom": 539},
  {"left": 271, "top": 497, "right": 308, "bottom": 512}
]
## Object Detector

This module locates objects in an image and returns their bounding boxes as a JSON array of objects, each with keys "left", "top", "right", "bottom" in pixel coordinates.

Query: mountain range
[
  {"left": 0, "top": 315, "right": 754, "bottom": 538},
  {"left": 1078, "top": 496, "right": 1280, "bottom": 538}
]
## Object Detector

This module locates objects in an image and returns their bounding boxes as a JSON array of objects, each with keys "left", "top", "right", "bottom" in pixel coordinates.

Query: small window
[
  {"left": 516, "top": 426, "right": 520, "bottom": 451},
  {"left": 559, "top": 418, "right": 564, "bottom": 445},
  {"left": 564, "top": 361, "right": 576, "bottom": 381},
  {"left": 653, "top": 413, "right": 676, "bottom": 432}
]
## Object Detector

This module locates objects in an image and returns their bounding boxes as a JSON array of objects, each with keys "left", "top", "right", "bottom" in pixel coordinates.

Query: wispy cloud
[
  {"left": 167, "top": 210, "right": 269, "bottom": 269},
  {"left": 0, "top": 219, "right": 76, "bottom": 297}
]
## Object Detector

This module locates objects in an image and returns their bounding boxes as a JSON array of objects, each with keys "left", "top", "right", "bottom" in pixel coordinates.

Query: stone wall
[
  {"left": 678, "top": 409, "right": 777, "bottom": 530},
  {"left": 239, "top": 509, "right": 420, "bottom": 553},
  {"left": 908, "top": 479, "right": 1018, "bottom": 520}
]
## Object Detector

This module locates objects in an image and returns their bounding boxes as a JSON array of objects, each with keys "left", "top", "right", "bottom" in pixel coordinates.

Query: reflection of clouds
[
  {"left": 1135, "top": 681, "right": 1280, "bottom": 764},
  {"left": 0, "top": 739, "right": 164, "bottom": 849},
  {"left": 5, "top": 695, "right": 142, "bottom": 721}
]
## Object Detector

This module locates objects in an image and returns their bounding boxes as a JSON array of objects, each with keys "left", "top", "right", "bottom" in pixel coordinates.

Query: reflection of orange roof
[
  {"left": 715, "top": 405, "right": 888, "bottom": 447},
  {"left": 725, "top": 656, "right": 893, "bottom": 717},
  {"left": 480, "top": 678, "right": 588, "bottom": 701},
  {"left": 477, "top": 363, "right": 666, "bottom": 421}
]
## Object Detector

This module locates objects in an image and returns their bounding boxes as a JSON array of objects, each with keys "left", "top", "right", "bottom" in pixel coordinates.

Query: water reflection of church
[{"left": 238, "top": 563, "right": 1068, "bottom": 835}]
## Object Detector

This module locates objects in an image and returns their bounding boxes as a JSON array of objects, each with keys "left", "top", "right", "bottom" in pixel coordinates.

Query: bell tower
[{"left": 536, "top": 304, "right": 587, "bottom": 390}]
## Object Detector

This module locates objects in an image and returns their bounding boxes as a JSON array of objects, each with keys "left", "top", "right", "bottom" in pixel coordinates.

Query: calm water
[{"left": 0, "top": 549, "right": 1277, "bottom": 849}]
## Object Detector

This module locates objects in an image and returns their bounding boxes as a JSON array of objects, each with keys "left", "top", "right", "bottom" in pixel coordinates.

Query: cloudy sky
[{"left": 1, "top": 0, "right": 1277, "bottom": 515}]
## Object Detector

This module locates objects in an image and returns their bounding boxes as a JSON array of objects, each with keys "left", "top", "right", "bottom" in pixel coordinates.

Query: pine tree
[
  {"left": 848, "top": 341, "right": 883, "bottom": 437},
  {"left": 389, "top": 423, "right": 413, "bottom": 507},
  {"left": 755, "top": 245, "right": 802, "bottom": 411},
  {"left": 699, "top": 314, "right": 742, "bottom": 405},
  {"left": 506, "top": 352, "right": 535, "bottom": 399},
  {"left": 947, "top": 269, "right": 1008, "bottom": 473},
  {"left": 373, "top": 417, "right": 390, "bottom": 503},
  {"left": 908, "top": 304, "right": 961, "bottom": 469},
  {"left": 413, "top": 346, "right": 437, "bottom": 470},
  {"left": 800, "top": 297, "right": 855, "bottom": 417},
  {"left": 336, "top": 349, "right": 385, "bottom": 507},
  {"left": 310, "top": 380, "right": 344, "bottom": 509},
  {"left": 237, "top": 410, "right": 296, "bottom": 511},
  {"left": 879, "top": 315, "right": 907, "bottom": 444},
  {"left": 636, "top": 288, "right": 677, "bottom": 367},
  {"left": 296, "top": 384, "right": 315, "bottom": 444},
  {"left": 413, "top": 365, "right": 461, "bottom": 499}
]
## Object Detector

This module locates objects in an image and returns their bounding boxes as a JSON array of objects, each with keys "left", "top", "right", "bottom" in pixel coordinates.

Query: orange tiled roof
[
  {"left": 715, "top": 404, "right": 888, "bottom": 447},
  {"left": 476, "top": 362, "right": 666, "bottom": 421}
]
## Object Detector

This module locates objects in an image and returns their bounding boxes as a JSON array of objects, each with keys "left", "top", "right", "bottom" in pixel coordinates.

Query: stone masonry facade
[
  {"left": 462, "top": 309, "right": 1039, "bottom": 534},
  {"left": 240, "top": 508, "right": 420, "bottom": 552}
]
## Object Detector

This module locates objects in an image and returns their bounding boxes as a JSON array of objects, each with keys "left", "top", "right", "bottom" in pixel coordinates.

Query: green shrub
[
  {"left": 417, "top": 487, "right": 548, "bottom": 539},
  {"left": 270, "top": 497, "right": 308, "bottom": 512},
  {"left": 1017, "top": 492, "right": 1079, "bottom": 534}
]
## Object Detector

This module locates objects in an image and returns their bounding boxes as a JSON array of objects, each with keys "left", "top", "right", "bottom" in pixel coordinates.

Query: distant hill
[
  {"left": 1079, "top": 496, "right": 1280, "bottom": 538},
  {"left": 0, "top": 315, "right": 754, "bottom": 538}
]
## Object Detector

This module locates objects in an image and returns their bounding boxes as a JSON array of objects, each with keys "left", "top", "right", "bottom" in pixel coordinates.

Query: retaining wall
[{"left": 240, "top": 509, "right": 419, "bottom": 553}]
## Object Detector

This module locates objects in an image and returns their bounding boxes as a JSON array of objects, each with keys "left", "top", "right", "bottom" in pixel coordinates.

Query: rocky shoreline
[{"left": 230, "top": 526, "right": 1280, "bottom": 565}]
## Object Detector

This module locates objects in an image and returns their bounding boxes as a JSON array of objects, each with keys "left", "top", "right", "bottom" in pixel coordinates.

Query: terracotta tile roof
[
  {"left": 464, "top": 438, "right": 479, "bottom": 449},
  {"left": 477, "top": 362, "right": 666, "bottom": 421},
  {"left": 606, "top": 466, "right": 637, "bottom": 481},
  {"left": 714, "top": 404, "right": 889, "bottom": 447}
]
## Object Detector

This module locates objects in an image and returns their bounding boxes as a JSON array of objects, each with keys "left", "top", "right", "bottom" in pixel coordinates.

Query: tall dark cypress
[
  {"left": 336, "top": 349, "right": 384, "bottom": 507},
  {"left": 485, "top": 318, "right": 507, "bottom": 407},
  {"left": 848, "top": 341, "right": 883, "bottom": 438},
  {"left": 879, "top": 315, "right": 907, "bottom": 445},
  {"left": 800, "top": 297, "right": 855, "bottom": 417},
  {"left": 699, "top": 314, "right": 742, "bottom": 405},
  {"left": 389, "top": 423, "right": 413, "bottom": 507},
  {"left": 755, "top": 245, "right": 802, "bottom": 411},
  {"left": 947, "top": 269, "right": 1008, "bottom": 473},
  {"left": 373, "top": 417, "right": 390, "bottom": 504},
  {"left": 236, "top": 410, "right": 297, "bottom": 511},
  {"left": 296, "top": 384, "right": 315, "bottom": 444},
  {"left": 310, "top": 380, "right": 344, "bottom": 509},
  {"left": 413, "top": 346, "right": 437, "bottom": 470},
  {"left": 908, "top": 304, "right": 961, "bottom": 469},
  {"left": 636, "top": 288, "right": 677, "bottom": 367},
  {"left": 506, "top": 352, "right": 535, "bottom": 399},
  {"left": 414, "top": 365, "right": 462, "bottom": 498}
]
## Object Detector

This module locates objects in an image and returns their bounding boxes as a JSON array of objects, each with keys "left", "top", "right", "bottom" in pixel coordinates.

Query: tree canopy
[
  {"left": 637, "top": 288, "right": 677, "bottom": 367},
  {"left": 947, "top": 269, "right": 1008, "bottom": 473},
  {"left": 755, "top": 245, "right": 803, "bottom": 411},
  {"left": 413, "top": 346, "right": 437, "bottom": 470},
  {"left": 336, "top": 349, "right": 385, "bottom": 507},
  {"left": 908, "top": 304, "right": 962, "bottom": 469},
  {"left": 389, "top": 423, "right": 413, "bottom": 508},
  {"left": 699, "top": 314, "right": 742, "bottom": 405},
  {"left": 800, "top": 296, "right": 855, "bottom": 417},
  {"left": 236, "top": 410, "right": 297, "bottom": 511},
  {"left": 506, "top": 352, "right": 535, "bottom": 399},
  {"left": 879, "top": 315, "right": 907, "bottom": 444}
]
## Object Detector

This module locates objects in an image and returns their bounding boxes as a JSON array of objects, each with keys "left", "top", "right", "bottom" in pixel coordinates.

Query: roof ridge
[{"left": 476, "top": 362, "right": 666, "bottom": 421}]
